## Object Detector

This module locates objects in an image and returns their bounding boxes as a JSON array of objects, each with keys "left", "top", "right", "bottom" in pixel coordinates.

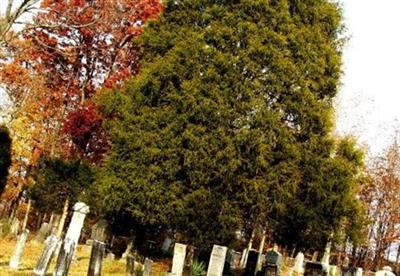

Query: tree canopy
[{"left": 96, "top": 0, "right": 364, "bottom": 252}]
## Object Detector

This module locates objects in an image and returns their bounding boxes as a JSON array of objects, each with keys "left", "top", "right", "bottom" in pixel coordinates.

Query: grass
[{"left": 0, "top": 236, "right": 169, "bottom": 275}]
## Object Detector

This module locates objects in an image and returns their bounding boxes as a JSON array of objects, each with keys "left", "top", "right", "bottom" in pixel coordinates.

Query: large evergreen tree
[{"left": 96, "top": 0, "right": 364, "bottom": 251}]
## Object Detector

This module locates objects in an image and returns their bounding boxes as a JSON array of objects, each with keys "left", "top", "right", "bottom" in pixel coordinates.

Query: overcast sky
[
  {"left": 1, "top": 0, "right": 400, "bottom": 157},
  {"left": 336, "top": 0, "right": 400, "bottom": 156}
]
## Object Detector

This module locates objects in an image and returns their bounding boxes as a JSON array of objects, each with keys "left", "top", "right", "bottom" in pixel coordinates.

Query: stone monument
[
  {"left": 170, "top": 243, "right": 187, "bottom": 276},
  {"left": 206, "top": 245, "right": 228, "bottom": 276},
  {"left": 9, "top": 229, "right": 29, "bottom": 269}
]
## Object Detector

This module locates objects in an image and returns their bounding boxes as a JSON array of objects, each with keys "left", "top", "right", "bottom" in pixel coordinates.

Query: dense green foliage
[
  {"left": 30, "top": 157, "right": 94, "bottom": 213},
  {"left": 0, "top": 125, "right": 12, "bottom": 195},
  {"left": 96, "top": 0, "right": 364, "bottom": 251}
]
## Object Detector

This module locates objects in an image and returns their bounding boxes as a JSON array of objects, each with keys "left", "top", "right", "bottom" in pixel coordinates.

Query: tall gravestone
[
  {"left": 87, "top": 219, "right": 109, "bottom": 276},
  {"left": 35, "top": 222, "right": 51, "bottom": 243},
  {"left": 171, "top": 243, "right": 187, "bottom": 276},
  {"left": 244, "top": 249, "right": 259, "bottom": 276},
  {"left": 33, "top": 234, "right": 61, "bottom": 276},
  {"left": 293, "top": 252, "right": 304, "bottom": 274},
  {"left": 53, "top": 202, "right": 89, "bottom": 276},
  {"left": 143, "top": 258, "right": 153, "bottom": 276},
  {"left": 9, "top": 229, "right": 29, "bottom": 269},
  {"left": 207, "top": 245, "right": 228, "bottom": 276}
]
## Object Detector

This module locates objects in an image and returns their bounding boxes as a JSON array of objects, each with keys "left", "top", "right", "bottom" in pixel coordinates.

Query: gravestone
[
  {"left": 226, "top": 249, "right": 241, "bottom": 270},
  {"left": 33, "top": 234, "right": 61, "bottom": 276},
  {"left": 304, "top": 262, "right": 328, "bottom": 276},
  {"left": 9, "top": 229, "right": 29, "bottom": 269},
  {"left": 244, "top": 249, "right": 259, "bottom": 276},
  {"left": 143, "top": 258, "right": 153, "bottom": 276},
  {"left": 123, "top": 240, "right": 134, "bottom": 259},
  {"left": 355, "top": 268, "right": 363, "bottom": 276},
  {"left": 207, "top": 245, "right": 228, "bottom": 276},
  {"left": 10, "top": 217, "right": 20, "bottom": 236},
  {"left": 376, "top": 266, "right": 395, "bottom": 276},
  {"left": 126, "top": 253, "right": 137, "bottom": 276},
  {"left": 262, "top": 248, "right": 282, "bottom": 276},
  {"left": 171, "top": 243, "right": 187, "bottom": 276},
  {"left": 53, "top": 202, "right": 89, "bottom": 276},
  {"left": 329, "top": 265, "right": 341, "bottom": 276},
  {"left": 321, "top": 242, "right": 331, "bottom": 268},
  {"left": 35, "top": 222, "right": 51, "bottom": 243},
  {"left": 293, "top": 252, "right": 304, "bottom": 274},
  {"left": 87, "top": 219, "right": 109, "bottom": 276},
  {"left": 312, "top": 252, "right": 319, "bottom": 262},
  {"left": 162, "top": 237, "right": 172, "bottom": 253}
]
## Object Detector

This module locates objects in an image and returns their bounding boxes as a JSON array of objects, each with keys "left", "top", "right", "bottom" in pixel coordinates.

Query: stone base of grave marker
[
  {"left": 9, "top": 229, "right": 29, "bottom": 269},
  {"left": 87, "top": 240, "right": 106, "bottom": 276},
  {"left": 33, "top": 234, "right": 60, "bottom": 276},
  {"left": 53, "top": 238, "right": 75, "bottom": 276}
]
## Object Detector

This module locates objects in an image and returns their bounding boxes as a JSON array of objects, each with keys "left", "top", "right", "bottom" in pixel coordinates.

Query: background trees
[
  {"left": 96, "top": 0, "right": 364, "bottom": 253},
  {"left": 0, "top": 125, "right": 12, "bottom": 195}
]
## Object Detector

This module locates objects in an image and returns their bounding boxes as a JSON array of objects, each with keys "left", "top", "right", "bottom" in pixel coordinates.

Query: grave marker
[
  {"left": 207, "top": 245, "right": 228, "bottom": 276},
  {"left": 171, "top": 243, "right": 187, "bottom": 276}
]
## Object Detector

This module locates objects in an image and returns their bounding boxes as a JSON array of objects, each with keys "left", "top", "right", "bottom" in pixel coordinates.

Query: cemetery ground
[{"left": 0, "top": 237, "right": 170, "bottom": 275}]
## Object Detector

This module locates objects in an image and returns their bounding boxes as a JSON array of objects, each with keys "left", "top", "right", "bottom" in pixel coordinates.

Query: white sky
[
  {"left": 1, "top": 0, "right": 400, "bottom": 157},
  {"left": 336, "top": 0, "right": 400, "bottom": 156}
]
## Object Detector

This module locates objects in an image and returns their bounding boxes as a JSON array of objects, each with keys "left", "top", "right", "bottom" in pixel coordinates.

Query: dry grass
[{"left": 0, "top": 237, "right": 169, "bottom": 275}]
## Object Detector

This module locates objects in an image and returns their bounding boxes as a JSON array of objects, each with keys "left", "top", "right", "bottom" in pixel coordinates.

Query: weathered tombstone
[
  {"left": 293, "top": 252, "right": 304, "bottom": 274},
  {"left": 9, "top": 229, "right": 29, "bottom": 269},
  {"left": 244, "top": 249, "right": 259, "bottom": 276},
  {"left": 143, "top": 258, "right": 153, "bottom": 276},
  {"left": 170, "top": 243, "right": 187, "bottom": 276},
  {"left": 35, "top": 222, "right": 51, "bottom": 243},
  {"left": 33, "top": 234, "right": 61, "bottom": 275},
  {"left": 226, "top": 249, "right": 241, "bottom": 271},
  {"left": 206, "top": 245, "right": 228, "bottom": 276},
  {"left": 355, "top": 268, "right": 363, "bottom": 276},
  {"left": 329, "top": 265, "right": 341, "bottom": 276},
  {"left": 123, "top": 240, "right": 134, "bottom": 259},
  {"left": 321, "top": 242, "right": 331, "bottom": 268},
  {"left": 304, "top": 262, "right": 328, "bottom": 276},
  {"left": 312, "top": 252, "right": 319, "bottom": 262},
  {"left": 87, "top": 219, "right": 109, "bottom": 276},
  {"left": 162, "top": 237, "right": 173, "bottom": 253},
  {"left": 126, "top": 253, "right": 136, "bottom": 276},
  {"left": 262, "top": 248, "right": 282, "bottom": 276},
  {"left": 376, "top": 266, "right": 395, "bottom": 276},
  {"left": 10, "top": 217, "right": 20, "bottom": 236},
  {"left": 53, "top": 202, "right": 89, "bottom": 276}
]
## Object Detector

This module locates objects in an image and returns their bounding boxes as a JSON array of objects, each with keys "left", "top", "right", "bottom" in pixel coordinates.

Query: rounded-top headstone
[{"left": 73, "top": 202, "right": 90, "bottom": 214}]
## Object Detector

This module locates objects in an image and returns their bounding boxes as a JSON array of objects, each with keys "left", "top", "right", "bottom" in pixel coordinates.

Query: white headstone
[
  {"left": 143, "top": 258, "right": 153, "bottom": 276},
  {"left": 65, "top": 202, "right": 90, "bottom": 245},
  {"left": 321, "top": 241, "right": 331, "bottom": 268},
  {"left": 355, "top": 267, "right": 363, "bottom": 276},
  {"left": 376, "top": 266, "right": 395, "bottom": 276},
  {"left": 207, "top": 245, "right": 228, "bottom": 276},
  {"left": 171, "top": 243, "right": 187, "bottom": 276},
  {"left": 9, "top": 229, "right": 29, "bottom": 269},
  {"left": 293, "top": 252, "right": 304, "bottom": 273}
]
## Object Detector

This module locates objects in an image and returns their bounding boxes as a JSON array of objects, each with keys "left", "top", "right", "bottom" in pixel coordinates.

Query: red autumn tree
[{"left": 2, "top": 0, "right": 163, "bottom": 164}]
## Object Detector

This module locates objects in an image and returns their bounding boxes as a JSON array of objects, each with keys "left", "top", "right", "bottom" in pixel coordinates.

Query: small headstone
[
  {"left": 355, "top": 268, "right": 363, "bottom": 276},
  {"left": 87, "top": 219, "right": 109, "bottom": 276},
  {"left": 376, "top": 266, "right": 395, "bottom": 276},
  {"left": 123, "top": 241, "right": 134, "bottom": 259},
  {"left": 304, "top": 262, "right": 328, "bottom": 276},
  {"left": 53, "top": 202, "right": 89, "bottom": 276},
  {"left": 329, "top": 265, "right": 341, "bottom": 276},
  {"left": 35, "top": 222, "right": 51, "bottom": 243},
  {"left": 9, "top": 229, "right": 29, "bottom": 269},
  {"left": 126, "top": 253, "right": 136, "bottom": 276},
  {"left": 321, "top": 242, "right": 331, "bottom": 268},
  {"left": 87, "top": 241, "right": 106, "bottom": 276},
  {"left": 171, "top": 243, "right": 187, "bottom": 276},
  {"left": 207, "top": 245, "right": 228, "bottom": 276},
  {"left": 312, "top": 252, "right": 319, "bottom": 262},
  {"left": 107, "top": 252, "right": 115, "bottom": 260},
  {"left": 10, "top": 217, "right": 20, "bottom": 236},
  {"left": 162, "top": 237, "right": 172, "bottom": 253},
  {"left": 33, "top": 234, "right": 61, "bottom": 276},
  {"left": 263, "top": 248, "right": 282, "bottom": 276},
  {"left": 143, "top": 258, "right": 153, "bottom": 276},
  {"left": 293, "top": 252, "right": 304, "bottom": 274},
  {"left": 244, "top": 249, "right": 259, "bottom": 276}
]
